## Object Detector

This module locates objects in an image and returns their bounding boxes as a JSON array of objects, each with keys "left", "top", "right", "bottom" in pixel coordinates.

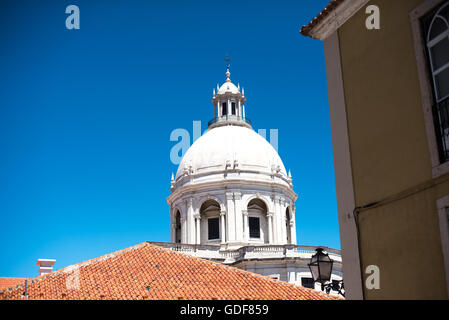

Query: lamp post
[{"left": 308, "top": 248, "right": 345, "bottom": 297}]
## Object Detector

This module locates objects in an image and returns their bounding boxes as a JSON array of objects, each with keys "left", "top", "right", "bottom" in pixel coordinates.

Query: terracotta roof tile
[
  {"left": 0, "top": 242, "right": 342, "bottom": 300},
  {"left": 0, "top": 277, "right": 28, "bottom": 290}
]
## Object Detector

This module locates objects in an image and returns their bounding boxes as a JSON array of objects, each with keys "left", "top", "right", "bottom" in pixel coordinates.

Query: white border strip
[
  {"left": 323, "top": 31, "right": 364, "bottom": 299},
  {"left": 309, "top": 0, "right": 370, "bottom": 40}
]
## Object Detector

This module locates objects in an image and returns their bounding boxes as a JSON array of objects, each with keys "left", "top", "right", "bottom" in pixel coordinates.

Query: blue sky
[{"left": 0, "top": 0, "right": 336, "bottom": 278}]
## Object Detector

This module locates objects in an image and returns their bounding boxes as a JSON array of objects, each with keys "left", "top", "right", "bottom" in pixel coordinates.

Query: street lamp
[{"left": 308, "top": 248, "right": 345, "bottom": 297}]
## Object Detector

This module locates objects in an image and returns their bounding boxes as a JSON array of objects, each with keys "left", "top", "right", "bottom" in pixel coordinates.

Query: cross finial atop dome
[
  {"left": 225, "top": 55, "right": 231, "bottom": 69},
  {"left": 225, "top": 55, "right": 231, "bottom": 82}
]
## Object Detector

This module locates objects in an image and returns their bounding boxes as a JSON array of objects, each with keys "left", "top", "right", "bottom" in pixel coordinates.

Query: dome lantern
[{"left": 209, "top": 59, "right": 250, "bottom": 129}]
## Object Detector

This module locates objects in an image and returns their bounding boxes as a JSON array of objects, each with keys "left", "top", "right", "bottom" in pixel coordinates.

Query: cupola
[{"left": 209, "top": 63, "right": 250, "bottom": 129}]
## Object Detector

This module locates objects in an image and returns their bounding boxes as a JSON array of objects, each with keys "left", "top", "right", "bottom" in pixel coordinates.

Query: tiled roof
[
  {"left": 300, "top": 0, "right": 346, "bottom": 37},
  {"left": 0, "top": 242, "right": 342, "bottom": 300},
  {"left": 0, "top": 278, "right": 28, "bottom": 290}
]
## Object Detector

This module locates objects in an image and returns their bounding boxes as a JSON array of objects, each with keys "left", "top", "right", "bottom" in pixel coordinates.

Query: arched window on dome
[
  {"left": 247, "top": 199, "right": 268, "bottom": 244},
  {"left": 175, "top": 210, "right": 181, "bottom": 243},
  {"left": 425, "top": 1, "right": 449, "bottom": 162},
  {"left": 200, "top": 199, "right": 222, "bottom": 243}
]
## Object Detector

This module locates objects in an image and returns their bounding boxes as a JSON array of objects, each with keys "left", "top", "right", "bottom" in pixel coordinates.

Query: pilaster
[
  {"left": 242, "top": 210, "right": 249, "bottom": 242},
  {"left": 233, "top": 192, "right": 243, "bottom": 242},
  {"left": 187, "top": 198, "right": 195, "bottom": 244},
  {"left": 280, "top": 197, "right": 287, "bottom": 245},
  {"left": 220, "top": 210, "right": 227, "bottom": 243},
  {"left": 273, "top": 195, "right": 283, "bottom": 244},
  {"left": 181, "top": 207, "right": 187, "bottom": 244},
  {"left": 194, "top": 213, "right": 201, "bottom": 245},
  {"left": 226, "top": 192, "right": 235, "bottom": 242},
  {"left": 267, "top": 212, "right": 274, "bottom": 244},
  {"left": 291, "top": 205, "right": 297, "bottom": 244}
]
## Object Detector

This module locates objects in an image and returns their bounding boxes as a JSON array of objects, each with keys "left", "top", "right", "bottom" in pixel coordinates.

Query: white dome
[
  {"left": 218, "top": 81, "right": 240, "bottom": 95},
  {"left": 176, "top": 125, "right": 287, "bottom": 180}
]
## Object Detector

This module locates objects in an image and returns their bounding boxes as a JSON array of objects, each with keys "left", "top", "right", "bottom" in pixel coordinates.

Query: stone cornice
[
  {"left": 167, "top": 179, "right": 297, "bottom": 204},
  {"left": 302, "top": 0, "right": 369, "bottom": 40},
  {"left": 175, "top": 168, "right": 292, "bottom": 188}
]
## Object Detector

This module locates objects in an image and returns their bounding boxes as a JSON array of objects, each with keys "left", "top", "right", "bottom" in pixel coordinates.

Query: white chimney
[{"left": 36, "top": 259, "right": 56, "bottom": 276}]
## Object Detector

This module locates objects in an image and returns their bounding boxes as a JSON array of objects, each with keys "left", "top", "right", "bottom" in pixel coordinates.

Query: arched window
[
  {"left": 424, "top": 1, "right": 449, "bottom": 163},
  {"left": 247, "top": 199, "right": 268, "bottom": 243},
  {"left": 427, "top": 2, "right": 449, "bottom": 102},
  {"left": 175, "top": 210, "right": 181, "bottom": 243},
  {"left": 200, "top": 199, "right": 221, "bottom": 243}
]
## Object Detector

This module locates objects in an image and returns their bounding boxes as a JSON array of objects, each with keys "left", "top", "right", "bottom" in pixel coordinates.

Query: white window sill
[{"left": 433, "top": 160, "right": 449, "bottom": 178}]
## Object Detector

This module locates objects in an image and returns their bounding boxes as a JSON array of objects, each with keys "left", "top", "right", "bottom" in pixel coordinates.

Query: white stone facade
[{"left": 168, "top": 188, "right": 297, "bottom": 249}]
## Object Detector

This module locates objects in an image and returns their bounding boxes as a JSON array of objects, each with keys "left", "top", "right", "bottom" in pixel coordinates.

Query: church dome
[
  {"left": 168, "top": 62, "right": 297, "bottom": 249},
  {"left": 176, "top": 125, "right": 287, "bottom": 181}
]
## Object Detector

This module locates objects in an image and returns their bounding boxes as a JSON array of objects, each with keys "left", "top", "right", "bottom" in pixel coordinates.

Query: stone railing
[{"left": 148, "top": 242, "right": 342, "bottom": 264}]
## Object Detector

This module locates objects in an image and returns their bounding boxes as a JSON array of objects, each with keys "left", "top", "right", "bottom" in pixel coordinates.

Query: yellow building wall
[{"left": 337, "top": 0, "right": 449, "bottom": 299}]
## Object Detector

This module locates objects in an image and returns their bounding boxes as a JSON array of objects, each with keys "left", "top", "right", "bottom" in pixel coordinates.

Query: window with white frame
[
  {"left": 208, "top": 217, "right": 219, "bottom": 240},
  {"left": 422, "top": 1, "right": 449, "bottom": 163},
  {"left": 249, "top": 216, "right": 260, "bottom": 239}
]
